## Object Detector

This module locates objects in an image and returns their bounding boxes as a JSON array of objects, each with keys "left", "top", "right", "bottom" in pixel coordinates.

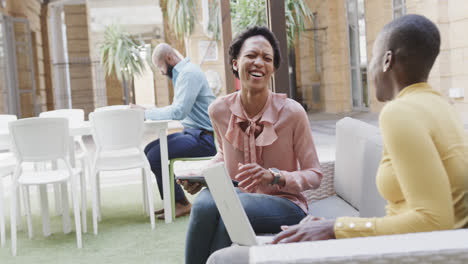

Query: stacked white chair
[
  {"left": 89, "top": 109, "right": 155, "bottom": 235},
  {"left": 0, "top": 114, "right": 19, "bottom": 246},
  {"left": 8, "top": 117, "right": 82, "bottom": 256},
  {"left": 0, "top": 155, "right": 15, "bottom": 247},
  {"left": 39, "top": 109, "right": 90, "bottom": 232}
]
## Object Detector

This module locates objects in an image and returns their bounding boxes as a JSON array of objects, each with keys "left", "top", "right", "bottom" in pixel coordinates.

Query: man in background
[{"left": 132, "top": 43, "right": 216, "bottom": 219}]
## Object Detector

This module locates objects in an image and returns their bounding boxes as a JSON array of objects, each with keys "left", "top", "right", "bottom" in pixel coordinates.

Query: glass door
[
  {"left": 0, "top": 15, "right": 10, "bottom": 114},
  {"left": 1, "top": 15, "right": 37, "bottom": 117},
  {"left": 346, "top": 0, "right": 369, "bottom": 109}
]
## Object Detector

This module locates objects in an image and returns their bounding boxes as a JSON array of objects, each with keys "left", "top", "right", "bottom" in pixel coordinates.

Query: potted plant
[{"left": 99, "top": 24, "right": 149, "bottom": 104}]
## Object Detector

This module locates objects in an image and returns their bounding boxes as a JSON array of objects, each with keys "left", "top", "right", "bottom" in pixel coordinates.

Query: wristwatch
[{"left": 269, "top": 168, "right": 281, "bottom": 185}]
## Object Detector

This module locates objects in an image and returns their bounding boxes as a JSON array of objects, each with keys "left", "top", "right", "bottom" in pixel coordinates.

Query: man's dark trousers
[{"left": 144, "top": 128, "right": 216, "bottom": 202}]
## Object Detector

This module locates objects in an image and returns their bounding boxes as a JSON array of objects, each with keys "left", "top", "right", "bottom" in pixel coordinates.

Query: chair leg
[
  {"left": 169, "top": 162, "right": 176, "bottom": 221},
  {"left": 16, "top": 185, "right": 23, "bottom": 230},
  {"left": 91, "top": 169, "right": 99, "bottom": 235},
  {"left": 0, "top": 177, "right": 5, "bottom": 247},
  {"left": 70, "top": 176, "right": 82, "bottom": 248},
  {"left": 141, "top": 169, "right": 148, "bottom": 215},
  {"left": 10, "top": 183, "right": 17, "bottom": 256},
  {"left": 39, "top": 185, "right": 51, "bottom": 237},
  {"left": 96, "top": 174, "right": 102, "bottom": 222},
  {"left": 80, "top": 160, "right": 87, "bottom": 233},
  {"left": 53, "top": 184, "right": 62, "bottom": 216},
  {"left": 53, "top": 160, "right": 62, "bottom": 216},
  {"left": 23, "top": 185, "right": 33, "bottom": 239},
  {"left": 61, "top": 183, "right": 71, "bottom": 234},
  {"left": 144, "top": 165, "right": 155, "bottom": 230}
]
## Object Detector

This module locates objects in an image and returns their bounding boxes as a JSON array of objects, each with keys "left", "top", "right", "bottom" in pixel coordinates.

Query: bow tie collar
[{"left": 224, "top": 91, "right": 287, "bottom": 165}]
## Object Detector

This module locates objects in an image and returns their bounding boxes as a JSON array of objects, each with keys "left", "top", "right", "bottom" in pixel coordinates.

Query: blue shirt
[{"left": 145, "top": 58, "right": 216, "bottom": 131}]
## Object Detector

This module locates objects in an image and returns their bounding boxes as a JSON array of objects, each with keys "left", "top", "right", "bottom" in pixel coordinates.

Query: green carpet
[{"left": 0, "top": 184, "right": 191, "bottom": 264}]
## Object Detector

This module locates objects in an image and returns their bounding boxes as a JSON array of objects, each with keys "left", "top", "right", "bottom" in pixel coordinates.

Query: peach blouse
[{"left": 208, "top": 91, "right": 322, "bottom": 212}]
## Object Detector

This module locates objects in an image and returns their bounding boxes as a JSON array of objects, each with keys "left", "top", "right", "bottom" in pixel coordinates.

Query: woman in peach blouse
[{"left": 183, "top": 26, "right": 322, "bottom": 264}]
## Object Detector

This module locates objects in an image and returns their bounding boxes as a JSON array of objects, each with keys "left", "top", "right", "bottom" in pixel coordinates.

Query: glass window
[
  {"left": 393, "top": 0, "right": 406, "bottom": 19},
  {"left": 347, "top": 0, "right": 368, "bottom": 108},
  {"left": 313, "top": 15, "right": 321, "bottom": 73}
]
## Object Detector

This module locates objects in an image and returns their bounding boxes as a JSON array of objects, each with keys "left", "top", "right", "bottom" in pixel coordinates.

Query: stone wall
[
  {"left": 364, "top": 0, "right": 392, "bottom": 113},
  {"left": 298, "top": 0, "right": 468, "bottom": 115},
  {"left": 64, "top": 4, "right": 95, "bottom": 116},
  {"left": 300, "top": 0, "right": 353, "bottom": 113},
  {"left": 405, "top": 0, "right": 468, "bottom": 118}
]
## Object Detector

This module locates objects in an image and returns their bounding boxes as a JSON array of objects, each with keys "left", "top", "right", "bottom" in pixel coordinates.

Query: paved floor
[{"left": 308, "top": 111, "right": 379, "bottom": 162}]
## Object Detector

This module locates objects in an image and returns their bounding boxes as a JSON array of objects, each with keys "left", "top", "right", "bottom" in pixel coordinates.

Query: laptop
[{"left": 202, "top": 162, "right": 273, "bottom": 246}]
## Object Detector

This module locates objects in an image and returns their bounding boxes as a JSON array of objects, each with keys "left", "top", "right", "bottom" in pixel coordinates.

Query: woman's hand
[
  {"left": 281, "top": 215, "right": 325, "bottom": 231},
  {"left": 177, "top": 179, "right": 204, "bottom": 195},
  {"left": 235, "top": 163, "right": 274, "bottom": 192},
  {"left": 271, "top": 219, "right": 336, "bottom": 244}
]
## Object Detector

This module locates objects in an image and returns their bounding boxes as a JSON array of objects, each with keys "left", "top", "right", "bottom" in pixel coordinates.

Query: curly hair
[{"left": 228, "top": 26, "right": 281, "bottom": 79}]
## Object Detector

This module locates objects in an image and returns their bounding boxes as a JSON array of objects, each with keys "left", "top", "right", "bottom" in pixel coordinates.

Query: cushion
[
  {"left": 359, "top": 134, "right": 387, "bottom": 217},
  {"left": 334, "top": 117, "right": 380, "bottom": 210},
  {"left": 308, "top": 195, "right": 359, "bottom": 219}
]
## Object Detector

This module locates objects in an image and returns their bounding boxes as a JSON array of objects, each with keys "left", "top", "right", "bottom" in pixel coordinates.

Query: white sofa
[
  {"left": 303, "top": 117, "right": 387, "bottom": 218},
  {"left": 250, "top": 117, "right": 468, "bottom": 263},
  {"left": 250, "top": 228, "right": 468, "bottom": 263}
]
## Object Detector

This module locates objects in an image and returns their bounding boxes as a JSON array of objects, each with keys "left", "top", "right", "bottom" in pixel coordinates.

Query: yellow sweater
[{"left": 335, "top": 83, "right": 468, "bottom": 238}]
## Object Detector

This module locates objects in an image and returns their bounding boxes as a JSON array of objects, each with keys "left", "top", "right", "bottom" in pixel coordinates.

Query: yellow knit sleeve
[{"left": 334, "top": 103, "right": 454, "bottom": 238}]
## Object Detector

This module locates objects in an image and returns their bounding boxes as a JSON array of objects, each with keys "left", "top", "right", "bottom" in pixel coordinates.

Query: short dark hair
[
  {"left": 228, "top": 26, "right": 281, "bottom": 79},
  {"left": 382, "top": 14, "right": 440, "bottom": 80}
]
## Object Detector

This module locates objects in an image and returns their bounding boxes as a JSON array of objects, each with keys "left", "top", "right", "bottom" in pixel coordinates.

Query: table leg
[
  {"left": 158, "top": 127, "right": 172, "bottom": 223},
  {"left": 67, "top": 137, "right": 83, "bottom": 232}
]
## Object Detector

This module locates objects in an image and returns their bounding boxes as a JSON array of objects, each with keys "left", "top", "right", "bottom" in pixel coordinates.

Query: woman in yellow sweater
[{"left": 270, "top": 14, "right": 468, "bottom": 243}]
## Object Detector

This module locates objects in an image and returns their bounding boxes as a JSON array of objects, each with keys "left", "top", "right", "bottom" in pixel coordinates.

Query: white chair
[
  {"left": 0, "top": 157, "right": 15, "bottom": 247},
  {"left": 39, "top": 109, "right": 90, "bottom": 232},
  {"left": 8, "top": 117, "right": 82, "bottom": 256},
  {"left": 91, "top": 104, "right": 146, "bottom": 220},
  {"left": 89, "top": 109, "right": 155, "bottom": 235},
  {"left": 0, "top": 115, "right": 22, "bottom": 232},
  {"left": 0, "top": 114, "right": 18, "bottom": 163}
]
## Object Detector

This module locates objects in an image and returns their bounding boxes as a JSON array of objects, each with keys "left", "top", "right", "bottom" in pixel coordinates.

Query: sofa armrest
[
  {"left": 302, "top": 161, "right": 336, "bottom": 203},
  {"left": 250, "top": 229, "right": 468, "bottom": 264}
]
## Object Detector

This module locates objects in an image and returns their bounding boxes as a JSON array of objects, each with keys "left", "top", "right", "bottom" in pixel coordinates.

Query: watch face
[{"left": 270, "top": 168, "right": 280, "bottom": 174}]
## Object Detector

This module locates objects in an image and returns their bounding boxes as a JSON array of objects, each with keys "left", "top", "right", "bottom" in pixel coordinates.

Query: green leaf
[{"left": 99, "top": 23, "right": 148, "bottom": 83}]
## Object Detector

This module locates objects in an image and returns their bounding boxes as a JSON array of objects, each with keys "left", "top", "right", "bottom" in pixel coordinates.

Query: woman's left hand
[
  {"left": 235, "top": 163, "right": 274, "bottom": 192},
  {"left": 271, "top": 219, "right": 336, "bottom": 244}
]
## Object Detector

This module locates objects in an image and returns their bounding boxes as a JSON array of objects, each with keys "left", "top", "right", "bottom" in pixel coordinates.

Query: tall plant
[
  {"left": 230, "top": 0, "right": 314, "bottom": 48},
  {"left": 285, "top": 0, "right": 313, "bottom": 47},
  {"left": 99, "top": 24, "right": 147, "bottom": 104},
  {"left": 165, "top": 0, "right": 313, "bottom": 48},
  {"left": 166, "top": 0, "right": 197, "bottom": 40}
]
